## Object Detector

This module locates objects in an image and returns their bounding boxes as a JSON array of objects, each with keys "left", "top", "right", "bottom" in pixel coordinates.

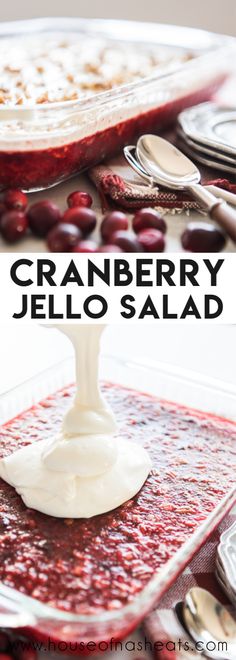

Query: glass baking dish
[
  {"left": 0, "top": 17, "right": 235, "bottom": 192},
  {"left": 0, "top": 352, "right": 235, "bottom": 650}
]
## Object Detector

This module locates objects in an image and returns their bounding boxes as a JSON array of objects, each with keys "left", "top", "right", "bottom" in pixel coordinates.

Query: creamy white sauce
[{"left": 0, "top": 325, "right": 151, "bottom": 518}]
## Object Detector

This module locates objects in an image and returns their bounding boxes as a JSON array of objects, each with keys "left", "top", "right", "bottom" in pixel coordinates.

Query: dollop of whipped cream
[{"left": 0, "top": 325, "right": 151, "bottom": 518}]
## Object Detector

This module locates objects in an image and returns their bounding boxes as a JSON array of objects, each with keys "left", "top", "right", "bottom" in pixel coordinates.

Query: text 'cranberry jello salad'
[{"left": 0, "top": 326, "right": 236, "bottom": 620}]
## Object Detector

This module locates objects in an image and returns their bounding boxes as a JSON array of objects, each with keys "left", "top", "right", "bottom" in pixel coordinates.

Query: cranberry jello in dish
[
  {"left": 0, "top": 349, "right": 235, "bottom": 648},
  {"left": 0, "top": 18, "right": 235, "bottom": 191}
]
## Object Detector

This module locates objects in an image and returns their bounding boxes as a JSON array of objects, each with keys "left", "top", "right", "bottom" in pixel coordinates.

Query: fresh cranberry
[
  {"left": 1, "top": 211, "right": 28, "bottom": 243},
  {"left": 181, "top": 222, "right": 226, "bottom": 253},
  {"left": 63, "top": 207, "right": 96, "bottom": 235},
  {"left": 72, "top": 240, "right": 98, "bottom": 253},
  {"left": 97, "top": 245, "right": 123, "bottom": 252},
  {"left": 110, "top": 230, "right": 142, "bottom": 252},
  {"left": 0, "top": 632, "right": 9, "bottom": 652},
  {"left": 132, "top": 207, "right": 166, "bottom": 234},
  {"left": 47, "top": 223, "right": 81, "bottom": 252},
  {"left": 27, "top": 201, "right": 61, "bottom": 237},
  {"left": 0, "top": 655, "right": 13, "bottom": 660},
  {"left": 67, "top": 190, "right": 93, "bottom": 209},
  {"left": 101, "top": 211, "right": 128, "bottom": 242},
  {"left": 0, "top": 202, "right": 6, "bottom": 221},
  {"left": 4, "top": 189, "right": 28, "bottom": 212},
  {"left": 137, "top": 228, "right": 165, "bottom": 252},
  {"left": 16, "top": 648, "right": 37, "bottom": 660}
]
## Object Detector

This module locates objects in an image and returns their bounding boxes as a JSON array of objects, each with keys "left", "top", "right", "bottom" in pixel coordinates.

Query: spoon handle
[
  {"left": 210, "top": 201, "right": 236, "bottom": 244},
  {"left": 189, "top": 184, "right": 236, "bottom": 244},
  {"left": 207, "top": 185, "right": 236, "bottom": 207}
]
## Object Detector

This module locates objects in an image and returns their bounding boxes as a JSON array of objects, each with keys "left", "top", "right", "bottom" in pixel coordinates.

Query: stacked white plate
[
  {"left": 177, "top": 103, "right": 236, "bottom": 175},
  {"left": 215, "top": 521, "right": 236, "bottom": 605}
]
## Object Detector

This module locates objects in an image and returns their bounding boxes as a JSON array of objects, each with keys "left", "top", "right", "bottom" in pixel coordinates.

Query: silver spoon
[
  {"left": 137, "top": 135, "right": 236, "bottom": 243},
  {"left": 123, "top": 145, "right": 155, "bottom": 186},
  {"left": 183, "top": 587, "right": 236, "bottom": 659},
  {"left": 123, "top": 144, "right": 236, "bottom": 207}
]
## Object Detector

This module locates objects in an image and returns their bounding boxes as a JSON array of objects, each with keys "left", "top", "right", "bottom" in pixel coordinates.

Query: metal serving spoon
[
  {"left": 123, "top": 145, "right": 155, "bottom": 186},
  {"left": 136, "top": 135, "right": 236, "bottom": 243},
  {"left": 183, "top": 587, "right": 236, "bottom": 659},
  {"left": 123, "top": 144, "right": 236, "bottom": 207}
]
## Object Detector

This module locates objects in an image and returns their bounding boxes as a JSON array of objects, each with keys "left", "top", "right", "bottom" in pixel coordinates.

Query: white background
[
  {"left": 0, "top": 0, "right": 235, "bottom": 36},
  {"left": 0, "top": 324, "right": 236, "bottom": 397}
]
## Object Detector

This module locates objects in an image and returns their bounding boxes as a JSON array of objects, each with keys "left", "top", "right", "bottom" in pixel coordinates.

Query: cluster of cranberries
[
  {"left": 0, "top": 189, "right": 167, "bottom": 252},
  {"left": 0, "top": 188, "right": 226, "bottom": 252},
  {"left": 0, "top": 629, "right": 37, "bottom": 660}
]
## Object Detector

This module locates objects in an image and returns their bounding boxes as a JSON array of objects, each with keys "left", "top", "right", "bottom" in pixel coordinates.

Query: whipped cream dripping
[{"left": 0, "top": 325, "right": 151, "bottom": 518}]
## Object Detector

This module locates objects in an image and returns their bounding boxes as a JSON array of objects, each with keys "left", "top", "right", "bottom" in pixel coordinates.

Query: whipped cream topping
[
  {"left": 0, "top": 325, "right": 151, "bottom": 518},
  {"left": 0, "top": 32, "right": 191, "bottom": 107}
]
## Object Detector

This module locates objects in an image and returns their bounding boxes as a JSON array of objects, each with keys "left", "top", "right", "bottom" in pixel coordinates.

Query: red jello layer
[
  {"left": 0, "top": 77, "right": 225, "bottom": 190},
  {"left": 0, "top": 381, "right": 235, "bottom": 618}
]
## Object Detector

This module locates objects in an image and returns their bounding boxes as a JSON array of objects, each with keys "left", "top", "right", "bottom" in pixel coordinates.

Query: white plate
[
  {"left": 179, "top": 103, "right": 236, "bottom": 157},
  {"left": 178, "top": 135, "right": 236, "bottom": 174},
  {"left": 217, "top": 521, "right": 236, "bottom": 591},
  {"left": 215, "top": 566, "right": 236, "bottom": 605},
  {"left": 177, "top": 126, "right": 236, "bottom": 164}
]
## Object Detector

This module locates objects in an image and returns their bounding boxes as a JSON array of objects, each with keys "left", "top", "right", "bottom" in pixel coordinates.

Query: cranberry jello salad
[
  {"left": 0, "top": 21, "right": 230, "bottom": 189},
  {"left": 0, "top": 325, "right": 236, "bottom": 619}
]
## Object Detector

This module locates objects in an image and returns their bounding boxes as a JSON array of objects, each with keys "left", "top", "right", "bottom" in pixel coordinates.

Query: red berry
[
  {"left": 72, "top": 240, "right": 98, "bottom": 253},
  {"left": 17, "top": 649, "right": 37, "bottom": 660},
  {"left": 0, "top": 632, "right": 9, "bottom": 652},
  {"left": 47, "top": 223, "right": 81, "bottom": 252},
  {"left": 133, "top": 207, "right": 166, "bottom": 234},
  {"left": 4, "top": 189, "right": 28, "bottom": 211},
  {"left": 27, "top": 201, "right": 61, "bottom": 237},
  {"left": 137, "top": 228, "right": 165, "bottom": 252},
  {"left": 63, "top": 207, "right": 96, "bottom": 235},
  {"left": 67, "top": 190, "right": 93, "bottom": 209},
  {"left": 101, "top": 211, "right": 128, "bottom": 242},
  {"left": 110, "top": 230, "right": 142, "bottom": 252},
  {"left": 181, "top": 222, "right": 226, "bottom": 253},
  {"left": 0, "top": 655, "right": 13, "bottom": 660},
  {"left": 0, "top": 202, "right": 6, "bottom": 221},
  {"left": 1, "top": 211, "right": 28, "bottom": 243},
  {"left": 97, "top": 245, "right": 123, "bottom": 252}
]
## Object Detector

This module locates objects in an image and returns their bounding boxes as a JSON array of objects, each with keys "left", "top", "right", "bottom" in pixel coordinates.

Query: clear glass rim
[
  {"left": 1, "top": 352, "right": 236, "bottom": 424},
  {"left": 0, "top": 17, "right": 233, "bottom": 114},
  {"left": 0, "top": 352, "right": 236, "bottom": 626}
]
